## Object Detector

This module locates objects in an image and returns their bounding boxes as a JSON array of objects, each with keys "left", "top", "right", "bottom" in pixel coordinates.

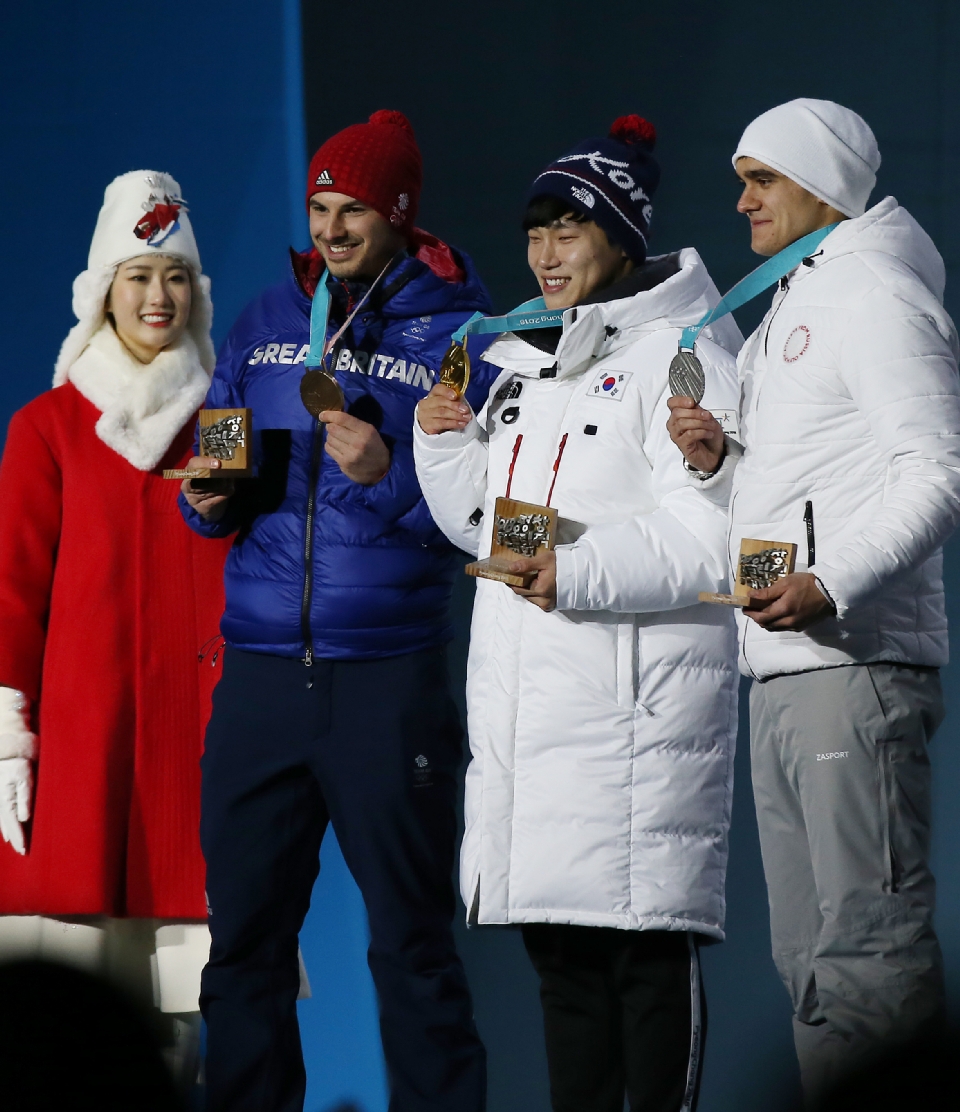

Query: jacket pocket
[
  {"left": 868, "top": 665, "right": 933, "bottom": 896},
  {"left": 876, "top": 741, "right": 899, "bottom": 893},
  {"left": 867, "top": 665, "right": 898, "bottom": 893},
  {"left": 876, "top": 734, "right": 933, "bottom": 896}
]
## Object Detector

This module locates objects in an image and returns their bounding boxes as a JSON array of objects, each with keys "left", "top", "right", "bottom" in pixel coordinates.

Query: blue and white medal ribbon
[
  {"left": 450, "top": 297, "right": 565, "bottom": 344},
  {"left": 668, "top": 223, "right": 840, "bottom": 402},
  {"left": 441, "top": 297, "right": 567, "bottom": 396},
  {"left": 301, "top": 253, "right": 400, "bottom": 416}
]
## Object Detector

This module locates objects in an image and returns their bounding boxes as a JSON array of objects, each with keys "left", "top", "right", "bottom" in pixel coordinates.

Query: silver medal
[{"left": 668, "top": 348, "right": 705, "bottom": 404}]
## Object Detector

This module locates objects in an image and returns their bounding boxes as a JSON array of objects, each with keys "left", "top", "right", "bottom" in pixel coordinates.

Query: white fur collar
[{"left": 68, "top": 323, "right": 210, "bottom": 470}]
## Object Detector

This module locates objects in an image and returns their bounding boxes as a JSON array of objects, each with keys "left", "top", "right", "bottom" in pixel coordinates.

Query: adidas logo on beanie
[{"left": 305, "top": 110, "right": 423, "bottom": 234}]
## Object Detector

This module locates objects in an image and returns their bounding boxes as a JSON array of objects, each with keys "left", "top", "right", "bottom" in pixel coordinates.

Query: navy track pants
[{"left": 199, "top": 647, "right": 486, "bottom": 1112}]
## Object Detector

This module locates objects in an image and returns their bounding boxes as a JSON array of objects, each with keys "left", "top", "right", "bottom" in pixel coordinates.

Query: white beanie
[
  {"left": 87, "top": 170, "right": 201, "bottom": 270},
  {"left": 732, "top": 99, "right": 881, "bottom": 219},
  {"left": 54, "top": 170, "right": 214, "bottom": 386}
]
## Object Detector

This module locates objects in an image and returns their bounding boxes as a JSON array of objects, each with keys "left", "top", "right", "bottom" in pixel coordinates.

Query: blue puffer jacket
[{"left": 180, "top": 238, "right": 496, "bottom": 660}]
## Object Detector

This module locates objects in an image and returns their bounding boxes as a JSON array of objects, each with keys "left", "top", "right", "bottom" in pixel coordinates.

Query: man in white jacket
[
  {"left": 668, "top": 99, "right": 960, "bottom": 1100},
  {"left": 415, "top": 116, "right": 741, "bottom": 1112}
]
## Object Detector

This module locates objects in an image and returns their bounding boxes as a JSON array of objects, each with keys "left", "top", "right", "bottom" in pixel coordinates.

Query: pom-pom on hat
[
  {"left": 306, "top": 110, "right": 423, "bottom": 235},
  {"left": 733, "top": 99, "right": 880, "bottom": 218},
  {"left": 527, "top": 115, "right": 660, "bottom": 263}
]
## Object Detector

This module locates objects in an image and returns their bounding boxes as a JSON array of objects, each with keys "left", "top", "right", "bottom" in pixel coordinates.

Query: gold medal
[
  {"left": 439, "top": 341, "right": 470, "bottom": 398},
  {"left": 300, "top": 369, "right": 345, "bottom": 417}
]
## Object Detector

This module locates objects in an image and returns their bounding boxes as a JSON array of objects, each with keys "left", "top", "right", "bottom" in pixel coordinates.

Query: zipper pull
[
  {"left": 304, "top": 646, "right": 313, "bottom": 667},
  {"left": 505, "top": 434, "right": 523, "bottom": 499},
  {"left": 804, "top": 500, "right": 815, "bottom": 567},
  {"left": 546, "top": 433, "right": 569, "bottom": 508}
]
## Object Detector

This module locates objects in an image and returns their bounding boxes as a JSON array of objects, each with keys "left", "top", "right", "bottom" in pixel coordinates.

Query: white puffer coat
[
  {"left": 699, "top": 198, "right": 960, "bottom": 680},
  {"left": 414, "top": 250, "right": 742, "bottom": 937}
]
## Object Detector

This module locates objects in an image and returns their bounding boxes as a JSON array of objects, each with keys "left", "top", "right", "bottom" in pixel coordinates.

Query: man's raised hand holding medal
[
  {"left": 416, "top": 386, "right": 473, "bottom": 435},
  {"left": 666, "top": 147, "right": 848, "bottom": 631}
]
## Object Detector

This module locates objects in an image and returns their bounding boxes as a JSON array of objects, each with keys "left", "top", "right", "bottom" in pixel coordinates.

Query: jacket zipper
[
  {"left": 301, "top": 418, "right": 324, "bottom": 667},
  {"left": 764, "top": 279, "right": 790, "bottom": 355},
  {"left": 726, "top": 487, "right": 759, "bottom": 680},
  {"left": 740, "top": 289, "right": 789, "bottom": 680}
]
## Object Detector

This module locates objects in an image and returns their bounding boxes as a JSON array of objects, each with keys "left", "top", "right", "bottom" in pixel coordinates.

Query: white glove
[
  {"left": 0, "top": 757, "right": 32, "bottom": 854},
  {"left": 0, "top": 688, "right": 38, "bottom": 856}
]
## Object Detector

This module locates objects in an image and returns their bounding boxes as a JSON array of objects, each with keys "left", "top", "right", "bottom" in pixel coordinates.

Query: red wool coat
[{"left": 0, "top": 383, "right": 230, "bottom": 917}]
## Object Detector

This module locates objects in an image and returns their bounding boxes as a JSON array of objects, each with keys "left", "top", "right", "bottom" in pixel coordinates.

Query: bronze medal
[
  {"left": 300, "top": 369, "right": 344, "bottom": 417},
  {"left": 668, "top": 348, "right": 705, "bottom": 404},
  {"left": 438, "top": 341, "right": 470, "bottom": 398}
]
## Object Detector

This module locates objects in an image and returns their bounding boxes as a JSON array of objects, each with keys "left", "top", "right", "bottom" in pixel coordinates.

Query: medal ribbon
[
  {"left": 450, "top": 297, "right": 565, "bottom": 345},
  {"left": 449, "top": 224, "right": 839, "bottom": 353},
  {"left": 678, "top": 223, "right": 839, "bottom": 352},
  {"left": 304, "top": 253, "right": 402, "bottom": 369}
]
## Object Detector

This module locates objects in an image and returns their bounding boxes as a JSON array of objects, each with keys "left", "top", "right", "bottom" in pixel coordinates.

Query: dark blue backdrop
[
  {"left": 301, "top": 4, "right": 960, "bottom": 1108},
  {"left": 2, "top": 3, "right": 959, "bottom": 1110}
]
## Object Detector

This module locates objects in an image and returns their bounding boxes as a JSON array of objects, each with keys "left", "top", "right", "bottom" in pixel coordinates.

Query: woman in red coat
[{"left": 0, "top": 170, "right": 230, "bottom": 1082}]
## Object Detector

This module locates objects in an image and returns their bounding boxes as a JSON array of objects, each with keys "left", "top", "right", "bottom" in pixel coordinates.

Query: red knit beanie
[{"left": 306, "top": 110, "right": 423, "bottom": 235}]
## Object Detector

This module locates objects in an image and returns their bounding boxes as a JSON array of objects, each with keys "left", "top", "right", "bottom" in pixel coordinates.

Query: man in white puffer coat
[
  {"left": 669, "top": 99, "right": 960, "bottom": 1102},
  {"left": 415, "top": 117, "right": 740, "bottom": 1112}
]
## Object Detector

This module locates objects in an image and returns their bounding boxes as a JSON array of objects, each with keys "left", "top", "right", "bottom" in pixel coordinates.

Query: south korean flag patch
[{"left": 587, "top": 369, "right": 632, "bottom": 401}]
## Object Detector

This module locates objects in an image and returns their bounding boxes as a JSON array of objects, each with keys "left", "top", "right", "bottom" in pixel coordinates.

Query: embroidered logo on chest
[
  {"left": 495, "top": 379, "right": 523, "bottom": 401},
  {"left": 710, "top": 409, "right": 739, "bottom": 438},
  {"left": 587, "top": 369, "right": 632, "bottom": 401},
  {"left": 783, "top": 325, "right": 811, "bottom": 363}
]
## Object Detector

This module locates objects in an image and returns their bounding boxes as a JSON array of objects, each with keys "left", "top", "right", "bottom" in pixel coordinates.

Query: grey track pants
[{"left": 749, "top": 663, "right": 945, "bottom": 1102}]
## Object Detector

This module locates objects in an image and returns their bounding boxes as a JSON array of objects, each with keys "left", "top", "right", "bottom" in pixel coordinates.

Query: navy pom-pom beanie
[{"left": 527, "top": 115, "right": 659, "bottom": 263}]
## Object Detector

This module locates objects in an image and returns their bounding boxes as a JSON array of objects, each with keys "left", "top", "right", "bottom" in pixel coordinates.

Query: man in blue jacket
[{"left": 180, "top": 110, "right": 495, "bottom": 1112}]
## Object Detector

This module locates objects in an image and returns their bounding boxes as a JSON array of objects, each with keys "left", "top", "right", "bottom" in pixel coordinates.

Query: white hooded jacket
[
  {"left": 698, "top": 198, "right": 960, "bottom": 680},
  {"left": 414, "top": 249, "right": 742, "bottom": 936}
]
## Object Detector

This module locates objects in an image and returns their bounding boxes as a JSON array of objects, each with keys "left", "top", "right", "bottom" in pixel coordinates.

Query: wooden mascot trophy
[
  {"left": 465, "top": 498, "right": 558, "bottom": 587},
  {"left": 164, "top": 408, "right": 253, "bottom": 485},
  {"left": 699, "top": 538, "right": 798, "bottom": 606}
]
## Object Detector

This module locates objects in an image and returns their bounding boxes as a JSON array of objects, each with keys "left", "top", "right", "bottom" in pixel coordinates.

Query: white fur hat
[
  {"left": 733, "top": 99, "right": 881, "bottom": 219},
  {"left": 54, "top": 170, "right": 214, "bottom": 386}
]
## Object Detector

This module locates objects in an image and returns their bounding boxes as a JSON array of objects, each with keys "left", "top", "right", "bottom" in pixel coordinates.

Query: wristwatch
[{"left": 683, "top": 458, "right": 720, "bottom": 481}]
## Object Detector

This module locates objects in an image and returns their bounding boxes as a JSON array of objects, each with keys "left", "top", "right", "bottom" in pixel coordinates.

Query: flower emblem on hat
[
  {"left": 134, "top": 179, "right": 186, "bottom": 247},
  {"left": 783, "top": 325, "right": 811, "bottom": 363},
  {"left": 390, "top": 192, "right": 410, "bottom": 227}
]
